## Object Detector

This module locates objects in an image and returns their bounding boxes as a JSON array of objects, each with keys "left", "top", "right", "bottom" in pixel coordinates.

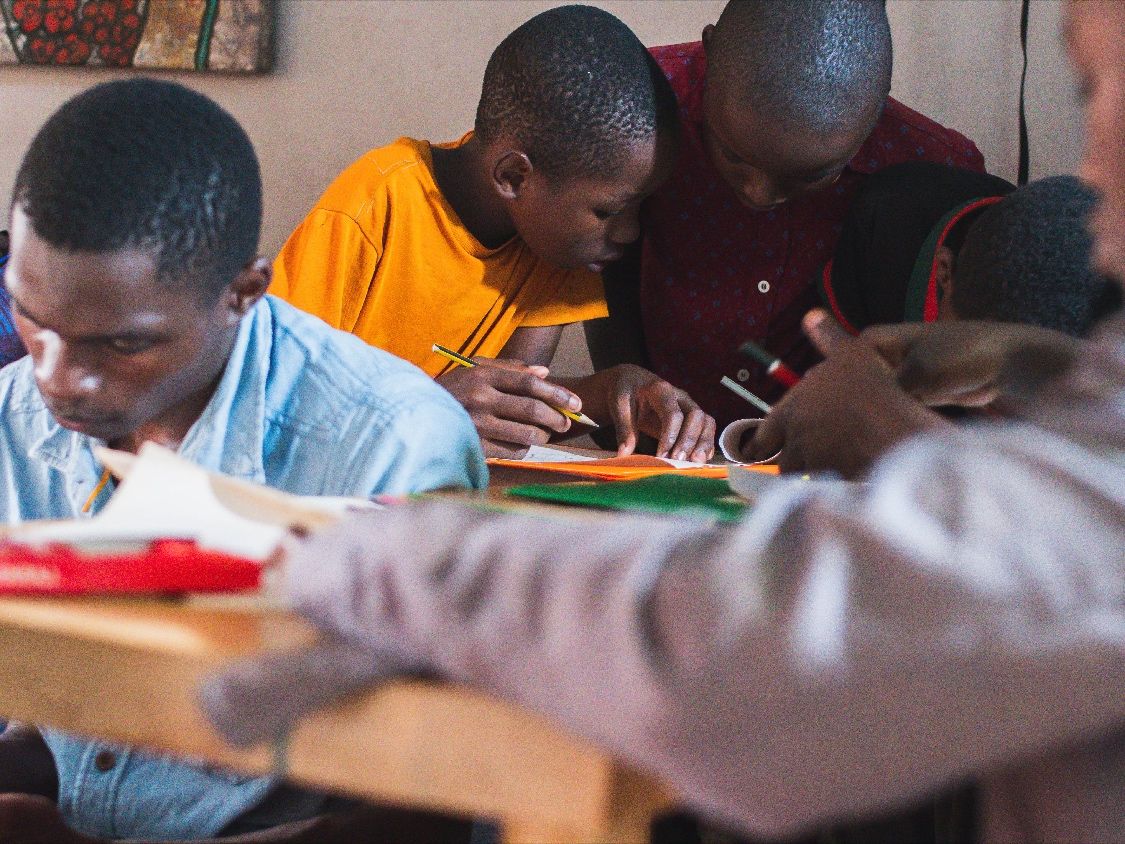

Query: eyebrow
[
  {"left": 6, "top": 289, "right": 48, "bottom": 329},
  {"left": 8, "top": 290, "right": 160, "bottom": 343}
]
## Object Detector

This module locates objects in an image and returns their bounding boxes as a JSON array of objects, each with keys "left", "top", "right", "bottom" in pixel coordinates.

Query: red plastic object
[{"left": 0, "top": 539, "right": 262, "bottom": 595}]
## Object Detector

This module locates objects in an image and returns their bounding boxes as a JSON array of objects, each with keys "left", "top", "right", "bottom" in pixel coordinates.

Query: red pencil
[{"left": 737, "top": 340, "right": 801, "bottom": 388}]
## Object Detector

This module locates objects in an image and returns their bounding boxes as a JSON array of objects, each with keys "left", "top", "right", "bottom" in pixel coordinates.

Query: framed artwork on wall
[{"left": 0, "top": 0, "right": 274, "bottom": 72}]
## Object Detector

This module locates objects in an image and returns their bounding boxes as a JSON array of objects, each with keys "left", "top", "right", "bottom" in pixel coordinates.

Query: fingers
[
  {"left": 802, "top": 308, "right": 852, "bottom": 358},
  {"left": 651, "top": 391, "right": 686, "bottom": 459},
  {"left": 692, "top": 413, "right": 717, "bottom": 463},
  {"left": 611, "top": 391, "right": 639, "bottom": 456},
  {"left": 439, "top": 364, "right": 581, "bottom": 451},
  {"left": 474, "top": 356, "right": 550, "bottom": 380},
  {"left": 607, "top": 370, "right": 716, "bottom": 462},
  {"left": 484, "top": 367, "right": 580, "bottom": 414},
  {"left": 638, "top": 384, "right": 716, "bottom": 462},
  {"left": 489, "top": 389, "right": 573, "bottom": 434},
  {"left": 860, "top": 322, "right": 929, "bottom": 369},
  {"left": 666, "top": 404, "right": 714, "bottom": 462},
  {"left": 747, "top": 406, "right": 785, "bottom": 464}
]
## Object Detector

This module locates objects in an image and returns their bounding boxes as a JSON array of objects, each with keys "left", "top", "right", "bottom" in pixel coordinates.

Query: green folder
[{"left": 505, "top": 474, "right": 747, "bottom": 522}]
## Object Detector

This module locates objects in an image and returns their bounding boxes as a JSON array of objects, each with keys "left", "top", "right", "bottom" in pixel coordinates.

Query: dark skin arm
[
  {"left": 860, "top": 320, "right": 1082, "bottom": 409},
  {"left": 749, "top": 312, "right": 1087, "bottom": 478}
]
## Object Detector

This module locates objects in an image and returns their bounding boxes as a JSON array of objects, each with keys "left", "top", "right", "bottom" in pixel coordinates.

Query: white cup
[{"left": 719, "top": 418, "right": 781, "bottom": 465}]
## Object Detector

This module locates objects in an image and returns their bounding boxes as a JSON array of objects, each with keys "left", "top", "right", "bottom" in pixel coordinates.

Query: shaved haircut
[
  {"left": 708, "top": 0, "right": 892, "bottom": 134},
  {"left": 475, "top": 4, "right": 677, "bottom": 179}
]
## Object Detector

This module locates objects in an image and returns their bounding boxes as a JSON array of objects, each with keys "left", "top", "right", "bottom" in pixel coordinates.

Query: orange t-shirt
[{"left": 271, "top": 136, "right": 608, "bottom": 377}]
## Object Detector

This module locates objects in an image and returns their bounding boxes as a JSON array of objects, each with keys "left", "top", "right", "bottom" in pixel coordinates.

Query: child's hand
[
  {"left": 749, "top": 311, "right": 947, "bottom": 477},
  {"left": 860, "top": 317, "right": 1080, "bottom": 408},
  {"left": 437, "top": 357, "right": 580, "bottom": 458},
  {"left": 605, "top": 365, "right": 716, "bottom": 462}
]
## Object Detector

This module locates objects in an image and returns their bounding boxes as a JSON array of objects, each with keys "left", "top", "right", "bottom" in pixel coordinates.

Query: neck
[{"left": 430, "top": 136, "right": 516, "bottom": 248}]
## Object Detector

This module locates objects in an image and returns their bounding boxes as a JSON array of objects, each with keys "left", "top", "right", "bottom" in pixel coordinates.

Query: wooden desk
[{"left": 0, "top": 467, "right": 676, "bottom": 842}]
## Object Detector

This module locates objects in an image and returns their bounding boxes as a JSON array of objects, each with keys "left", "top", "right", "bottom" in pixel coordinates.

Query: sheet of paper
[
  {"left": 520, "top": 445, "right": 598, "bottom": 463},
  {"left": 515, "top": 445, "right": 713, "bottom": 469},
  {"left": 13, "top": 444, "right": 377, "bottom": 560}
]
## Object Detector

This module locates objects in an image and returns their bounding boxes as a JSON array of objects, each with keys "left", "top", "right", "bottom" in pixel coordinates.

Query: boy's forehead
[
  {"left": 9, "top": 207, "right": 184, "bottom": 333},
  {"left": 575, "top": 135, "right": 670, "bottom": 199}
]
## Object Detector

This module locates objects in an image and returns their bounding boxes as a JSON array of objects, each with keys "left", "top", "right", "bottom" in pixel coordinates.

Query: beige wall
[{"left": 0, "top": 0, "right": 1084, "bottom": 376}]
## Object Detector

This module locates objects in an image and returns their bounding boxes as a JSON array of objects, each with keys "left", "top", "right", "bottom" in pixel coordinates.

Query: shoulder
[
  {"left": 648, "top": 41, "right": 706, "bottom": 113},
  {"left": 310, "top": 137, "right": 435, "bottom": 223},
  {"left": 877, "top": 99, "right": 985, "bottom": 168},
  {"left": 857, "top": 98, "right": 985, "bottom": 172},
  {"left": 260, "top": 296, "right": 473, "bottom": 439},
  {"left": 260, "top": 297, "right": 485, "bottom": 493}
]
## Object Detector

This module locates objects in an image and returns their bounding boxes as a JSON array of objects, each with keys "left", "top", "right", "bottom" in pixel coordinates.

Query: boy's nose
[
  {"left": 608, "top": 208, "right": 641, "bottom": 246},
  {"left": 33, "top": 334, "right": 101, "bottom": 405},
  {"left": 738, "top": 171, "right": 788, "bottom": 209}
]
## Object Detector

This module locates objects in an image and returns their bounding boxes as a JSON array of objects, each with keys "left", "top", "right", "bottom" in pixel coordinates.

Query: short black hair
[
  {"left": 12, "top": 78, "right": 261, "bottom": 300},
  {"left": 709, "top": 0, "right": 892, "bottom": 134},
  {"left": 474, "top": 4, "right": 678, "bottom": 180},
  {"left": 954, "top": 175, "right": 1116, "bottom": 337}
]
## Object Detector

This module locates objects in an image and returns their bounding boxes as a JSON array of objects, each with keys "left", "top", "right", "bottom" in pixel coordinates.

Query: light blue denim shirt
[{"left": 0, "top": 295, "right": 487, "bottom": 839}]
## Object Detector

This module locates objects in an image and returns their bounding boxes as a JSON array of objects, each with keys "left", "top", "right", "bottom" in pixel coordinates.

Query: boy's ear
[
  {"left": 224, "top": 257, "right": 271, "bottom": 319},
  {"left": 493, "top": 150, "right": 534, "bottom": 200},
  {"left": 934, "top": 245, "right": 958, "bottom": 318},
  {"left": 701, "top": 23, "right": 716, "bottom": 54}
]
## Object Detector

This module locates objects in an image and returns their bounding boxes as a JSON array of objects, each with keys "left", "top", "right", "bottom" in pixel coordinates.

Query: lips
[
  {"left": 587, "top": 252, "right": 625, "bottom": 273},
  {"left": 49, "top": 409, "right": 117, "bottom": 436},
  {"left": 741, "top": 198, "right": 783, "bottom": 213}
]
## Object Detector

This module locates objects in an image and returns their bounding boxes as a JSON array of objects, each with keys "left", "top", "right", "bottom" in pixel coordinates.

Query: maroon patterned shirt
[{"left": 641, "top": 41, "right": 985, "bottom": 428}]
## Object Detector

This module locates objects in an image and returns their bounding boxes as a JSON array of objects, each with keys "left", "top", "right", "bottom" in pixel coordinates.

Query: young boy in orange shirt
[{"left": 272, "top": 5, "right": 716, "bottom": 462}]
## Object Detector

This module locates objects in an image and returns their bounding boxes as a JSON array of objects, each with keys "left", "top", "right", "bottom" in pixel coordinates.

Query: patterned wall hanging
[{"left": 0, "top": 0, "right": 274, "bottom": 72}]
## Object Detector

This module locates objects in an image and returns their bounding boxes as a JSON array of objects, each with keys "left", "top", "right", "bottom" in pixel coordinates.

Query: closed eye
[
  {"left": 106, "top": 336, "right": 158, "bottom": 355},
  {"left": 593, "top": 207, "right": 624, "bottom": 220}
]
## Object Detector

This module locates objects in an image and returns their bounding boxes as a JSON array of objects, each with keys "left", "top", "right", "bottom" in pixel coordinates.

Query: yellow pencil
[{"left": 432, "top": 343, "right": 599, "bottom": 428}]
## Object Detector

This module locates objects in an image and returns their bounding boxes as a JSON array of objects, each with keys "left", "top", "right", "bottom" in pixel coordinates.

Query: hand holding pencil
[{"left": 433, "top": 344, "right": 596, "bottom": 460}]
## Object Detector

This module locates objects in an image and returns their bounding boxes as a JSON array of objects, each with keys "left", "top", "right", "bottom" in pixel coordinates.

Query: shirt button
[
  {"left": 736, "top": 369, "right": 751, "bottom": 382},
  {"left": 757, "top": 280, "right": 771, "bottom": 294},
  {"left": 94, "top": 750, "right": 117, "bottom": 772}
]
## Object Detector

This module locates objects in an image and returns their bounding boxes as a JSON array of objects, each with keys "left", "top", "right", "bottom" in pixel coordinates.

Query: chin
[{"left": 50, "top": 412, "right": 125, "bottom": 441}]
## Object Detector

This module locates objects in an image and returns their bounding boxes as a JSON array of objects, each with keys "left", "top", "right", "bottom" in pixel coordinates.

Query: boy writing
[
  {"left": 272, "top": 5, "right": 716, "bottom": 463},
  {"left": 0, "top": 78, "right": 484, "bottom": 842}
]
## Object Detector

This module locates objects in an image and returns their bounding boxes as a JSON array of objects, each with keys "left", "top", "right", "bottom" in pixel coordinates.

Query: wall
[
  {"left": 0, "top": 0, "right": 1084, "bottom": 376},
  {"left": 888, "top": 0, "right": 1083, "bottom": 181}
]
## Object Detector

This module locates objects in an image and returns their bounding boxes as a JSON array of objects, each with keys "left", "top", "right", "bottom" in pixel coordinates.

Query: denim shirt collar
[{"left": 27, "top": 301, "right": 270, "bottom": 489}]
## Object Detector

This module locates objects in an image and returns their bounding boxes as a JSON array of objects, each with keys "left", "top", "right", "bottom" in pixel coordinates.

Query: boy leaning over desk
[{"left": 0, "top": 78, "right": 484, "bottom": 843}]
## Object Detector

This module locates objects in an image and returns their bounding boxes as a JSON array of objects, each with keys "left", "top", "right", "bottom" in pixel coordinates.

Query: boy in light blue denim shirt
[{"left": 0, "top": 79, "right": 485, "bottom": 842}]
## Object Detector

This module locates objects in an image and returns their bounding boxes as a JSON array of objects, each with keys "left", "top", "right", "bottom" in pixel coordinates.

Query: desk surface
[{"left": 0, "top": 455, "right": 675, "bottom": 842}]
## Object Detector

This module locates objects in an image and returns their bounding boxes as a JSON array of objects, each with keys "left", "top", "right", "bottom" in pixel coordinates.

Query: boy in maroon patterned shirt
[{"left": 592, "top": 0, "right": 985, "bottom": 429}]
